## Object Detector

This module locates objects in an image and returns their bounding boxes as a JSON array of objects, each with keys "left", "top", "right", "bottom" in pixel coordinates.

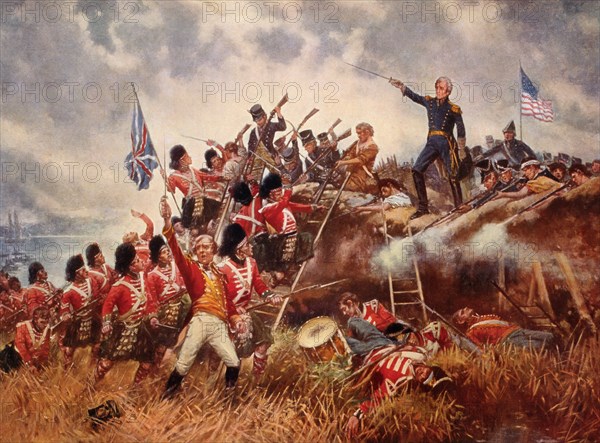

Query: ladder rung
[
  {"left": 393, "top": 290, "right": 420, "bottom": 294},
  {"left": 394, "top": 302, "right": 421, "bottom": 306},
  {"left": 392, "top": 278, "right": 416, "bottom": 282}
]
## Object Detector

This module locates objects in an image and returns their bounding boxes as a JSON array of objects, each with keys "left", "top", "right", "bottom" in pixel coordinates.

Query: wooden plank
[
  {"left": 554, "top": 252, "right": 597, "bottom": 333},
  {"left": 532, "top": 261, "right": 555, "bottom": 319}
]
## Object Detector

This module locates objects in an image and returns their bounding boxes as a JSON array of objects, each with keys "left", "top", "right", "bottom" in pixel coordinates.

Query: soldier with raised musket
[{"left": 246, "top": 103, "right": 287, "bottom": 182}]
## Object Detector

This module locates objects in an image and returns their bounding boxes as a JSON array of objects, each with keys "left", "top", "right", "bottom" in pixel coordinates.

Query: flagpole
[
  {"left": 130, "top": 83, "right": 182, "bottom": 216},
  {"left": 518, "top": 61, "right": 523, "bottom": 141}
]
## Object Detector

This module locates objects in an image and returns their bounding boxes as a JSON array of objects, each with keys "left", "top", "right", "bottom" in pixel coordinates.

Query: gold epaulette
[
  {"left": 425, "top": 95, "right": 433, "bottom": 101},
  {"left": 449, "top": 101, "right": 462, "bottom": 114}
]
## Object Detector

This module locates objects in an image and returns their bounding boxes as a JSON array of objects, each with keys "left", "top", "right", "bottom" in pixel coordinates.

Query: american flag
[
  {"left": 125, "top": 97, "right": 158, "bottom": 190},
  {"left": 520, "top": 68, "right": 554, "bottom": 122}
]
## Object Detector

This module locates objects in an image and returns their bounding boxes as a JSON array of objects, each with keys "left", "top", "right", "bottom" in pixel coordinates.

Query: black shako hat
[
  {"left": 259, "top": 173, "right": 282, "bottom": 199},
  {"left": 299, "top": 129, "right": 316, "bottom": 146},
  {"left": 218, "top": 223, "right": 247, "bottom": 257},
  {"left": 249, "top": 104, "right": 266, "bottom": 121},
  {"left": 149, "top": 235, "right": 167, "bottom": 264}
]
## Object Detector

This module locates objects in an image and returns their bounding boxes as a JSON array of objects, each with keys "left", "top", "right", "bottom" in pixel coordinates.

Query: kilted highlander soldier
[
  {"left": 86, "top": 243, "right": 118, "bottom": 302},
  {"left": 163, "top": 144, "right": 223, "bottom": 231},
  {"left": 217, "top": 223, "right": 283, "bottom": 376},
  {"left": 159, "top": 196, "right": 244, "bottom": 399},
  {"left": 59, "top": 255, "right": 103, "bottom": 369},
  {"left": 94, "top": 243, "right": 159, "bottom": 385},
  {"left": 257, "top": 173, "right": 324, "bottom": 283},
  {"left": 390, "top": 77, "right": 467, "bottom": 218},
  {"left": 246, "top": 104, "right": 287, "bottom": 182},
  {"left": 13, "top": 306, "right": 52, "bottom": 371},
  {"left": 24, "top": 261, "right": 62, "bottom": 320},
  {"left": 146, "top": 235, "right": 190, "bottom": 368},
  {"left": 230, "top": 181, "right": 266, "bottom": 239}
]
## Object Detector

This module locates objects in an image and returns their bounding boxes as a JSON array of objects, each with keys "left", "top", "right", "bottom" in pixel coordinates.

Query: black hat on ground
[
  {"left": 249, "top": 104, "right": 266, "bottom": 121},
  {"left": 114, "top": 243, "right": 137, "bottom": 275},
  {"left": 218, "top": 223, "right": 247, "bottom": 257},
  {"left": 169, "top": 145, "right": 187, "bottom": 170},
  {"left": 259, "top": 173, "right": 282, "bottom": 199},
  {"left": 65, "top": 254, "right": 85, "bottom": 282},
  {"left": 149, "top": 235, "right": 167, "bottom": 264},
  {"left": 88, "top": 400, "right": 122, "bottom": 429}
]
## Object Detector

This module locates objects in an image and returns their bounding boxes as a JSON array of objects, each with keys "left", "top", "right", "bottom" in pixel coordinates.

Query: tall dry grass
[{"left": 1, "top": 330, "right": 599, "bottom": 442}]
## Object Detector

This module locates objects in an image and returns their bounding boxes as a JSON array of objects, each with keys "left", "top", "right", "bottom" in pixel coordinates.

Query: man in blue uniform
[{"left": 390, "top": 77, "right": 466, "bottom": 219}]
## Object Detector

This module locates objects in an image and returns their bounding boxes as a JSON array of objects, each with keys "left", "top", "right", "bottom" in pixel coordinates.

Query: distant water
[{"left": 0, "top": 235, "right": 119, "bottom": 287}]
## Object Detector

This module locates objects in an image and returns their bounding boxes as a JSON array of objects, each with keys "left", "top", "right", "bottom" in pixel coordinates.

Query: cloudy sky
[{"left": 1, "top": 0, "right": 598, "bottom": 232}]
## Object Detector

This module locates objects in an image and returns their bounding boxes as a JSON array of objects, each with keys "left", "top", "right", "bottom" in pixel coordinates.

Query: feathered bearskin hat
[
  {"left": 149, "top": 235, "right": 167, "bottom": 264},
  {"left": 230, "top": 181, "right": 253, "bottom": 206},
  {"left": 259, "top": 173, "right": 282, "bottom": 199},
  {"left": 85, "top": 243, "right": 101, "bottom": 267},
  {"left": 218, "top": 223, "right": 247, "bottom": 258},
  {"left": 65, "top": 254, "right": 85, "bottom": 282},
  {"left": 114, "top": 243, "right": 137, "bottom": 275}
]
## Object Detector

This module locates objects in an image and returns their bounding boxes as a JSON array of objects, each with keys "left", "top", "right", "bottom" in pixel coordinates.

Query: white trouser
[{"left": 175, "top": 312, "right": 240, "bottom": 375}]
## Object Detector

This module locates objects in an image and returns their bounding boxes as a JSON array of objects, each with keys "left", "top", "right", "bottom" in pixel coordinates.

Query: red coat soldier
[
  {"left": 59, "top": 254, "right": 103, "bottom": 368},
  {"left": 24, "top": 262, "right": 62, "bottom": 320},
  {"left": 14, "top": 306, "right": 52, "bottom": 371},
  {"left": 94, "top": 243, "right": 159, "bottom": 385},
  {"left": 146, "top": 235, "right": 190, "bottom": 367},
  {"left": 86, "top": 243, "right": 118, "bottom": 302},
  {"left": 217, "top": 223, "right": 282, "bottom": 376}
]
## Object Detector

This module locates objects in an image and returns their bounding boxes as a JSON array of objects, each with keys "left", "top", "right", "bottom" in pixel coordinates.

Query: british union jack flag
[{"left": 125, "top": 98, "right": 158, "bottom": 190}]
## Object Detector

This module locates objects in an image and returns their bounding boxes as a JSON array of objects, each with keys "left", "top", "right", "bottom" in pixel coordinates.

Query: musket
[
  {"left": 293, "top": 146, "right": 336, "bottom": 186},
  {"left": 514, "top": 183, "right": 569, "bottom": 216},
  {"left": 181, "top": 134, "right": 209, "bottom": 144},
  {"left": 336, "top": 128, "right": 352, "bottom": 142},
  {"left": 344, "top": 61, "right": 392, "bottom": 81},
  {"left": 329, "top": 199, "right": 379, "bottom": 221},
  {"left": 247, "top": 279, "right": 348, "bottom": 312},
  {"left": 490, "top": 280, "right": 568, "bottom": 335},
  {"left": 51, "top": 296, "right": 102, "bottom": 331},
  {"left": 312, "top": 138, "right": 355, "bottom": 204},
  {"left": 236, "top": 124, "right": 252, "bottom": 149},
  {"left": 501, "top": 183, "right": 569, "bottom": 226},
  {"left": 283, "top": 108, "right": 320, "bottom": 147},
  {"left": 409, "top": 295, "right": 481, "bottom": 355},
  {"left": 328, "top": 118, "right": 342, "bottom": 134}
]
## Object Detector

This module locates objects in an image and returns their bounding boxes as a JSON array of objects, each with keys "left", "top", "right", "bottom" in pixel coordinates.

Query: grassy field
[{"left": 1, "top": 330, "right": 599, "bottom": 442}]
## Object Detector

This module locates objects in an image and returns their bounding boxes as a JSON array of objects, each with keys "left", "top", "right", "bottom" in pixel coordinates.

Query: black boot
[
  {"left": 224, "top": 366, "right": 240, "bottom": 389},
  {"left": 161, "top": 369, "right": 184, "bottom": 400},
  {"left": 449, "top": 179, "right": 463, "bottom": 207},
  {"left": 410, "top": 170, "right": 430, "bottom": 220}
]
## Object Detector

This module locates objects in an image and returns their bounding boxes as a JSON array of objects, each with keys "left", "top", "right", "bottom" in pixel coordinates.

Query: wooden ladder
[{"left": 383, "top": 215, "right": 428, "bottom": 325}]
